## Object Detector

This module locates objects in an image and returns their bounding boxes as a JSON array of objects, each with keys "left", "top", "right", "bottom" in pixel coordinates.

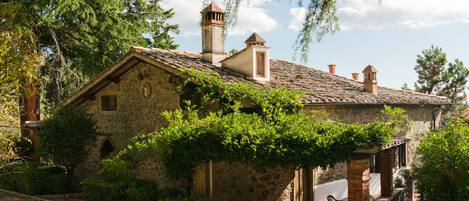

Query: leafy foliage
[
  {"left": 413, "top": 119, "right": 469, "bottom": 201},
  {"left": 112, "top": 69, "right": 408, "bottom": 179},
  {"left": 413, "top": 46, "right": 469, "bottom": 109},
  {"left": 438, "top": 59, "right": 469, "bottom": 106},
  {"left": 41, "top": 107, "right": 97, "bottom": 172},
  {"left": 0, "top": 31, "right": 37, "bottom": 107},
  {"left": 0, "top": 0, "right": 179, "bottom": 108},
  {"left": 0, "top": 163, "right": 71, "bottom": 195},
  {"left": 414, "top": 45, "right": 448, "bottom": 94}
]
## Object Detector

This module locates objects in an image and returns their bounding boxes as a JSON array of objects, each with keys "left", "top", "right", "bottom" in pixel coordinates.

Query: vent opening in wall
[
  {"left": 100, "top": 140, "right": 115, "bottom": 159},
  {"left": 256, "top": 51, "right": 266, "bottom": 77},
  {"left": 101, "top": 95, "right": 117, "bottom": 111}
]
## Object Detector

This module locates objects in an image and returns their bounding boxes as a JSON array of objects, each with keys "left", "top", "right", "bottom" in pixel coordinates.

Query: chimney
[
  {"left": 328, "top": 64, "right": 336, "bottom": 75},
  {"left": 352, "top": 73, "right": 359, "bottom": 81},
  {"left": 362, "top": 65, "right": 378, "bottom": 94},
  {"left": 201, "top": 3, "right": 226, "bottom": 65}
]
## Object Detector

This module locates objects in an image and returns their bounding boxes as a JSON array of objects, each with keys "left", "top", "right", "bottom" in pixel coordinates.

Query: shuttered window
[
  {"left": 102, "top": 95, "right": 117, "bottom": 111},
  {"left": 256, "top": 51, "right": 265, "bottom": 77}
]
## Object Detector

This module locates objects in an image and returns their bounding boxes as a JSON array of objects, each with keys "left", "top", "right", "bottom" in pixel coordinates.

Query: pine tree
[
  {"left": 438, "top": 59, "right": 469, "bottom": 106},
  {"left": 1, "top": 0, "right": 179, "bottom": 107},
  {"left": 1, "top": 0, "right": 179, "bottom": 154},
  {"left": 414, "top": 46, "right": 447, "bottom": 94}
]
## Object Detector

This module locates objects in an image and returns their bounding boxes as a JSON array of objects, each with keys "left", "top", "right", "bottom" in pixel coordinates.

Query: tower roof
[
  {"left": 245, "top": 33, "right": 266, "bottom": 45},
  {"left": 362, "top": 65, "right": 377, "bottom": 73},
  {"left": 203, "top": 2, "right": 224, "bottom": 13}
]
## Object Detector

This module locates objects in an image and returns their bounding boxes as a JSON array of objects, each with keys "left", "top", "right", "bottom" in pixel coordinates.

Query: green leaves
[
  {"left": 414, "top": 118, "right": 469, "bottom": 201},
  {"left": 115, "top": 69, "right": 408, "bottom": 179},
  {"left": 40, "top": 107, "right": 97, "bottom": 172}
]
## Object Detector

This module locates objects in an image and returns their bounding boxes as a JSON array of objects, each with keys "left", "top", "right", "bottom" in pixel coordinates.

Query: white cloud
[
  {"left": 161, "top": 0, "right": 277, "bottom": 36},
  {"left": 288, "top": 0, "right": 469, "bottom": 30},
  {"left": 288, "top": 7, "right": 306, "bottom": 31}
]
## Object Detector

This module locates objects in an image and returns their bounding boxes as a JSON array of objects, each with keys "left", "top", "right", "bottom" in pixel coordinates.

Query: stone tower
[{"left": 201, "top": 3, "right": 226, "bottom": 65}]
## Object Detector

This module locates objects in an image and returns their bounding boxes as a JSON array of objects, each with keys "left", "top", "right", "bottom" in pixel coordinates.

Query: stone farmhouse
[{"left": 63, "top": 3, "right": 449, "bottom": 201}]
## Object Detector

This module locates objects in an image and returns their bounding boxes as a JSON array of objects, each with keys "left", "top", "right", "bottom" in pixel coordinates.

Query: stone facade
[
  {"left": 75, "top": 62, "right": 180, "bottom": 181},
  {"left": 74, "top": 59, "right": 443, "bottom": 200},
  {"left": 193, "top": 162, "right": 295, "bottom": 201},
  {"left": 305, "top": 104, "right": 442, "bottom": 185}
]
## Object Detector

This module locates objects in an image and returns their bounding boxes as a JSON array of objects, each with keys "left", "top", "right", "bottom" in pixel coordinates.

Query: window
[
  {"left": 398, "top": 143, "right": 407, "bottom": 167},
  {"left": 101, "top": 95, "right": 117, "bottom": 111},
  {"left": 256, "top": 51, "right": 265, "bottom": 77}
]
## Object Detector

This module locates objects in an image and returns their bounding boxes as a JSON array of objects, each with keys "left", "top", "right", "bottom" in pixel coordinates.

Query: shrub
[
  {"left": 41, "top": 107, "right": 96, "bottom": 172},
  {"left": 413, "top": 118, "right": 469, "bottom": 201},
  {"left": 82, "top": 158, "right": 160, "bottom": 201},
  {"left": 0, "top": 163, "right": 71, "bottom": 195}
]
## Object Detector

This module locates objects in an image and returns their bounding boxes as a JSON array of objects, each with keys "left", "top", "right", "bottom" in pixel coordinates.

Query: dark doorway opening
[{"left": 100, "top": 140, "right": 115, "bottom": 159}]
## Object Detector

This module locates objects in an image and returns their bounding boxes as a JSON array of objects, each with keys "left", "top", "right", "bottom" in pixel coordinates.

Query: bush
[
  {"left": 0, "top": 163, "right": 71, "bottom": 195},
  {"left": 83, "top": 176, "right": 159, "bottom": 201},
  {"left": 41, "top": 107, "right": 96, "bottom": 172},
  {"left": 413, "top": 119, "right": 469, "bottom": 201},
  {"left": 82, "top": 159, "right": 159, "bottom": 201}
]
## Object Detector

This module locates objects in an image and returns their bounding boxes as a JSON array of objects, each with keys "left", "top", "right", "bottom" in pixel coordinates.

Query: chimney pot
[
  {"left": 352, "top": 73, "right": 359, "bottom": 81},
  {"left": 328, "top": 64, "right": 336, "bottom": 75}
]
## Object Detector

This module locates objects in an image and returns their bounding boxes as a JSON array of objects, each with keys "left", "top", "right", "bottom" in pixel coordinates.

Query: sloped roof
[
  {"left": 64, "top": 47, "right": 449, "bottom": 107},
  {"left": 202, "top": 3, "right": 224, "bottom": 13},
  {"left": 245, "top": 33, "right": 266, "bottom": 44},
  {"left": 363, "top": 65, "right": 377, "bottom": 73}
]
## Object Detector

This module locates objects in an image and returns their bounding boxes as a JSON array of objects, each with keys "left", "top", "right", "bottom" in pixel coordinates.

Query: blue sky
[{"left": 162, "top": 0, "right": 469, "bottom": 90}]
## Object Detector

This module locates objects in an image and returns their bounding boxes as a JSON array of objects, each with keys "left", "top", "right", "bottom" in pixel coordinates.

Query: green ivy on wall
[{"left": 112, "top": 68, "right": 409, "bottom": 178}]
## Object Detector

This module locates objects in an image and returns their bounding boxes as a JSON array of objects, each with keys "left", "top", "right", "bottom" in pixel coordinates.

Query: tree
[
  {"left": 0, "top": 0, "right": 179, "bottom": 108},
  {"left": 413, "top": 118, "right": 469, "bottom": 201},
  {"left": 414, "top": 45, "right": 447, "bottom": 94},
  {"left": 438, "top": 59, "right": 469, "bottom": 106},
  {"left": 41, "top": 108, "right": 97, "bottom": 173},
  {"left": 401, "top": 83, "right": 411, "bottom": 91}
]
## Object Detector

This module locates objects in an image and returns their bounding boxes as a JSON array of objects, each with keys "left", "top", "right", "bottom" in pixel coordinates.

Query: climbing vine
[{"left": 113, "top": 68, "right": 409, "bottom": 178}]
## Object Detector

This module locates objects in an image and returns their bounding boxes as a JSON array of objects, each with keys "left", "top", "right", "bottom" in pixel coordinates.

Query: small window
[
  {"left": 101, "top": 95, "right": 117, "bottom": 111},
  {"left": 398, "top": 143, "right": 407, "bottom": 167},
  {"left": 256, "top": 51, "right": 266, "bottom": 77}
]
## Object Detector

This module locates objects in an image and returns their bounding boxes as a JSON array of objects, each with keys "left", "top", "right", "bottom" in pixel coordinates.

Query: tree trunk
[{"left": 20, "top": 81, "right": 40, "bottom": 160}]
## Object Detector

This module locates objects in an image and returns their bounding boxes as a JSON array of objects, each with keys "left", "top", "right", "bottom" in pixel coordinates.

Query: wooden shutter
[{"left": 256, "top": 52, "right": 265, "bottom": 77}]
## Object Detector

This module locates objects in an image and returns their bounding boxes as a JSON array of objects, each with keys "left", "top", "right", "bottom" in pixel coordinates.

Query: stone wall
[
  {"left": 75, "top": 62, "right": 180, "bottom": 182},
  {"left": 193, "top": 162, "right": 295, "bottom": 201},
  {"left": 305, "top": 104, "right": 442, "bottom": 185}
]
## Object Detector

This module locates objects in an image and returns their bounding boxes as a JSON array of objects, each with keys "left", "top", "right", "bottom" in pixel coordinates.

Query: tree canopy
[
  {"left": 0, "top": 0, "right": 179, "bottom": 108},
  {"left": 414, "top": 118, "right": 469, "bottom": 201},
  {"left": 414, "top": 45, "right": 448, "bottom": 94},
  {"left": 413, "top": 46, "right": 469, "bottom": 108}
]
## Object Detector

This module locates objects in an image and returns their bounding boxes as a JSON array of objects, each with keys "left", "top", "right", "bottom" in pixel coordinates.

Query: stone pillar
[
  {"left": 347, "top": 154, "right": 370, "bottom": 201},
  {"left": 377, "top": 149, "right": 394, "bottom": 197}
]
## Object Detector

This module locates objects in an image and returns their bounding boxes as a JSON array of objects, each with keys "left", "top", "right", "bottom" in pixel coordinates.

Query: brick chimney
[
  {"left": 201, "top": 3, "right": 226, "bottom": 65},
  {"left": 328, "top": 64, "right": 336, "bottom": 75},
  {"left": 363, "top": 65, "right": 378, "bottom": 94},
  {"left": 352, "top": 73, "right": 359, "bottom": 81}
]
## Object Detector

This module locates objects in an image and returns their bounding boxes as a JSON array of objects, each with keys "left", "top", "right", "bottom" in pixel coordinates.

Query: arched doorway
[{"left": 99, "top": 140, "right": 115, "bottom": 160}]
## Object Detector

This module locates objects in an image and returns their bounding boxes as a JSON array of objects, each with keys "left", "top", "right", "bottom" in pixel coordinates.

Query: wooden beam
[{"left": 107, "top": 76, "right": 120, "bottom": 83}]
